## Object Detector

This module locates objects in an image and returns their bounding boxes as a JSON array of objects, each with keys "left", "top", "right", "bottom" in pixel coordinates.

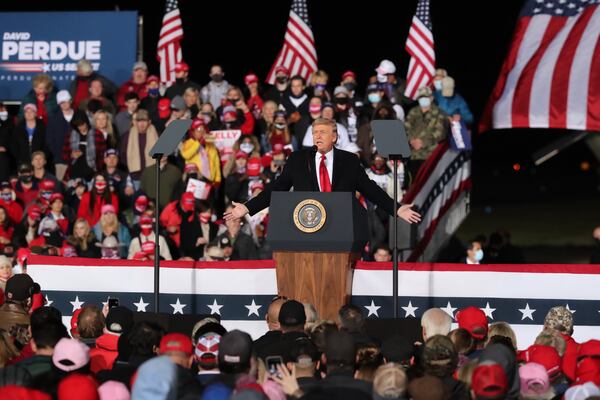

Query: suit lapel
[
  {"left": 331, "top": 148, "right": 343, "bottom": 191},
  {"left": 308, "top": 150, "right": 319, "bottom": 191}
]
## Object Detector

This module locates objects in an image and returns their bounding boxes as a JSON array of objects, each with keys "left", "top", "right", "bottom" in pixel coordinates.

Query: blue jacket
[
  {"left": 92, "top": 222, "right": 131, "bottom": 259},
  {"left": 434, "top": 92, "right": 474, "bottom": 125}
]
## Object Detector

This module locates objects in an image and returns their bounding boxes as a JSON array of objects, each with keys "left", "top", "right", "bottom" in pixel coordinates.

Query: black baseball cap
[
  {"left": 218, "top": 330, "right": 252, "bottom": 370},
  {"left": 5, "top": 274, "right": 40, "bottom": 301},
  {"left": 105, "top": 306, "right": 134, "bottom": 334},
  {"left": 278, "top": 300, "right": 306, "bottom": 327}
]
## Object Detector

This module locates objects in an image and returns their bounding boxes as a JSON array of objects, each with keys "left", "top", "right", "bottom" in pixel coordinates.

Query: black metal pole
[
  {"left": 153, "top": 155, "right": 162, "bottom": 313},
  {"left": 392, "top": 157, "right": 399, "bottom": 318}
]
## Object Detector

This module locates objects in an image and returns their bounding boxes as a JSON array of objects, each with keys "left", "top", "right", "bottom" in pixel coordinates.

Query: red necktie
[{"left": 319, "top": 154, "right": 332, "bottom": 192}]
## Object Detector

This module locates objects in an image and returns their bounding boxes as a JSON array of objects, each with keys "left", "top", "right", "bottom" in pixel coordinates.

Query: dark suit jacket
[{"left": 245, "top": 148, "right": 398, "bottom": 216}]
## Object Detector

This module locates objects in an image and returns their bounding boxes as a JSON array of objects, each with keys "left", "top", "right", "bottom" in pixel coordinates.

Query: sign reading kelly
[{"left": 0, "top": 11, "right": 137, "bottom": 100}]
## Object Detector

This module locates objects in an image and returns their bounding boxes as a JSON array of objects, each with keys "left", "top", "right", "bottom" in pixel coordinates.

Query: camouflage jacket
[{"left": 404, "top": 104, "right": 448, "bottom": 160}]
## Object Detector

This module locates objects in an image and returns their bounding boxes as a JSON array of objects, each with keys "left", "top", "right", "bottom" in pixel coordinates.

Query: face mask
[
  {"left": 344, "top": 82, "right": 356, "bottom": 92},
  {"left": 148, "top": 88, "right": 160, "bottom": 96},
  {"left": 315, "top": 83, "right": 326, "bottom": 90},
  {"left": 0, "top": 111, "right": 8, "bottom": 121},
  {"left": 141, "top": 225, "right": 153, "bottom": 236},
  {"left": 95, "top": 181, "right": 107, "bottom": 193},
  {"left": 201, "top": 113, "right": 212, "bottom": 124},
  {"left": 236, "top": 166, "right": 246, "bottom": 174},
  {"left": 274, "top": 123, "right": 286, "bottom": 130},
  {"left": 199, "top": 214, "right": 211, "bottom": 224},
  {"left": 102, "top": 248, "right": 119, "bottom": 259},
  {"left": 1, "top": 193, "right": 12, "bottom": 202},
  {"left": 475, "top": 249, "right": 484, "bottom": 262},
  {"left": 368, "top": 93, "right": 381, "bottom": 104},
  {"left": 20, "top": 175, "right": 33, "bottom": 183},
  {"left": 211, "top": 74, "right": 224, "bottom": 82},
  {"left": 334, "top": 97, "right": 349, "bottom": 106},
  {"left": 240, "top": 143, "right": 254, "bottom": 154},
  {"left": 187, "top": 173, "right": 198, "bottom": 181},
  {"left": 41, "top": 191, "right": 52, "bottom": 200},
  {"left": 433, "top": 80, "right": 443, "bottom": 91},
  {"left": 276, "top": 76, "right": 288, "bottom": 84},
  {"left": 176, "top": 77, "right": 185, "bottom": 85},
  {"left": 418, "top": 97, "right": 431, "bottom": 108},
  {"left": 309, "top": 105, "right": 321, "bottom": 114},
  {"left": 228, "top": 98, "right": 240, "bottom": 105}
]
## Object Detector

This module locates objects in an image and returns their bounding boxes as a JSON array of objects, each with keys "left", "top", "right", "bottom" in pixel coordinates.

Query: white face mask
[
  {"left": 433, "top": 80, "right": 443, "bottom": 91},
  {"left": 240, "top": 143, "right": 254, "bottom": 154},
  {"left": 0, "top": 111, "right": 8, "bottom": 121},
  {"left": 418, "top": 97, "right": 431, "bottom": 108}
]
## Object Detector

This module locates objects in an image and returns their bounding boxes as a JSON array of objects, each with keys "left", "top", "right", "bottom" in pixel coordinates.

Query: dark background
[{"left": 5, "top": 1, "right": 600, "bottom": 253}]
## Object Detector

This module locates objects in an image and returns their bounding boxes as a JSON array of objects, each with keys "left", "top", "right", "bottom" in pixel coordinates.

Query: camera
[
  {"left": 108, "top": 298, "right": 120, "bottom": 308},
  {"left": 265, "top": 355, "right": 284, "bottom": 376}
]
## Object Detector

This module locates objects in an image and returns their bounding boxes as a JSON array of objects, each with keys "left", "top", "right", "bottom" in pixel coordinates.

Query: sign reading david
[{"left": 0, "top": 12, "right": 137, "bottom": 100}]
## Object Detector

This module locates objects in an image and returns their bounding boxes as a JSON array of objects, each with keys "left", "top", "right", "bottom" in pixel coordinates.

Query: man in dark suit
[{"left": 225, "top": 118, "right": 420, "bottom": 224}]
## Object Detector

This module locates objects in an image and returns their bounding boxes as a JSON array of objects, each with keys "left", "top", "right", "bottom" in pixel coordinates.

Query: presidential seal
[{"left": 293, "top": 199, "right": 326, "bottom": 233}]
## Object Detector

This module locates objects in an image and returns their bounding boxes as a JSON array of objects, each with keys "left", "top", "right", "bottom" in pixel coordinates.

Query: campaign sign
[
  {"left": 212, "top": 129, "right": 242, "bottom": 164},
  {"left": 0, "top": 11, "right": 137, "bottom": 100}
]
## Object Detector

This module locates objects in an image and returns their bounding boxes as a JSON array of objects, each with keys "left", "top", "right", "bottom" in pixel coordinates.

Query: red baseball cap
[
  {"left": 57, "top": 373, "right": 99, "bottom": 400},
  {"left": 40, "top": 179, "right": 56, "bottom": 191},
  {"left": 247, "top": 157, "right": 262, "bottom": 177},
  {"left": 518, "top": 345, "right": 561, "bottom": 377},
  {"left": 27, "top": 204, "right": 42, "bottom": 221},
  {"left": 49, "top": 192, "right": 64, "bottom": 204},
  {"left": 235, "top": 151, "right": 248, "bottom": 160},
  {"left": 275, "top": 66, "right": 289, "bottom": 75},
  {"left": 575, "top": 357, "right": 600, "bottom": 385},
  {"left": 181, "top": 192, "right": 195, "bottom": 212},
  {"left": 250, "top": 181, "right": 264, "bottom": 192},
  {"left": 184, "top": 163, "right": 199, "bottom": 173},
  {"left": 0, "top": 386, "right": 51, "bottom": 400},
  {"left": 342, "top": 70, "right": 356, "bottom": 80},
  {"left": 456, "top": 306, "right": 488, "bottom": 340},
  {"left": 191, "top": 117, "right": 205, "bottom": 131},
  {"left": 158, "top": 98, "right": 171, "bottom": 119},
  {"left": 174, "top": 62, "right": 189, "bottom": 73},
  {"left": 471, "top": 363, "right": 508, "bottom": 398},
  {"left": 244, "top": 73, "right": 259, "bottom": 85},
  {"left": 139, "top": 215, "right": 153, "bottom": 226},
  {"left": 272, "top": 143, "right": 284, "bottom": 155},
  {"left": 134, "top": 195, "right": 148, "bottom": 212},
  {"left": 146, "top": 75, "right": 159, "bottom": 84},
  {"left": 70, "top": 308, "right": 83, "bottom": 336},
  {"left": 578, "top": 340, "right": 600, "bottom": 360},
  {"left": 160, "top": 333, "right": 193, "bottom": 356}
]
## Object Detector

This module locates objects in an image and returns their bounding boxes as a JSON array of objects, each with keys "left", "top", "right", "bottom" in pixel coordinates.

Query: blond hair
[
  {"left": 535, "top": 329, "right": 566, "bottom": 356},
  {"left": 310, "top": 69, "right": 329, "bottom": 86},
  {"left": 486, "top": 322, "right": 517, "bottom": 350},
  {"left": 32, "top": 74, "right": 53, "bottom": 93},
  {"left": 93, "top": 110, "right": 117, "bottom": 147},
  {"left": 311, "top": 117, "right": 336, "bottom": 132}
]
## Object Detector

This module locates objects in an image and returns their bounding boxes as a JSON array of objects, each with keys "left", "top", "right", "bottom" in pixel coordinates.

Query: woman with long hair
[
  {"left": 67, "top": 218, "right": 100, "bottom": 258},
  {"left": 180, "top": 118, "right": 221, "bottom": 186},
  {"left": 0, "top": 206, "right": 14, "bottom": 254},
  {"left": 222, "top": 135, "right": 261, "bottom": 178},
  {"left": 92, "top": 205, "right": 131, "bottom": 259},
  {"left": 77, "top": 173, "right": 119, "bottom": 226},
  {"left": 92, "top": 110, "right": 118, "bottom": 171},
  {"left": 264, "top": 110, "right": 292, "bottom": 152}
]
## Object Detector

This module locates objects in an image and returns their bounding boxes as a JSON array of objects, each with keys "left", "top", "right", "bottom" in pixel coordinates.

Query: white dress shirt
[{"left": 315, "top": 148, "right": 334, "bottom": 191}]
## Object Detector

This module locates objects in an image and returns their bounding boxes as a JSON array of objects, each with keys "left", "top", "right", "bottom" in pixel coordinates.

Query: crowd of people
[
  {"left": 0, "top": 273, "right": 598, "bottom": 399},
  {"left": 0, "top": 58, "right": 474, "bottom": 262}
]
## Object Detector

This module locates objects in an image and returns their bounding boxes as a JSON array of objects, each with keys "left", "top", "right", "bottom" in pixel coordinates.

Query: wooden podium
[{"left": 268, "top": 192, "right": 368, "bottom": 321}]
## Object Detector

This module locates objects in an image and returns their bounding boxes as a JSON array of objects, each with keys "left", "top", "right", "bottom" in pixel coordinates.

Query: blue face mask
[
  {"left": 368, "top": 93, "right": 381, "bottom": 104},
  {"left": 475, "top": 249, "right": 484, "bottom": 262},
  {"left": 148, "top": 88, "right": 160, "bottom": 96},
  {"left": 1, "top": 193, "right": 11, "bottom": 202},
  {"left": 418, "top": 97, "right": 431, "bottom": 108}
]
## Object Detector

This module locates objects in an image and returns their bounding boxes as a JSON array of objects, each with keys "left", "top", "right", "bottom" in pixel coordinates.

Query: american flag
[
  {"left": 156, "top": 0, "right": 184, "bottom": 85},
  {"left": 401, "top": 141, "right": 471, "bottom": 262},
  {"left": 480, "top": 0, "right": 600, "bottom": 132},
  {"left": 265, "top": 0, "right": 318, "bottom": 85},
  {"left": 26, "top": 255, "right": 600, "bottom": 346},
  {"left": 404, "top": 0, "right": 436, "bottom": 99}
]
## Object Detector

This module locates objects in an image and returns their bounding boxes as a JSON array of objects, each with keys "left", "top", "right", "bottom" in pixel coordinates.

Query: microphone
[{"left": 311, "top": 145, "right": 318, "bottom": 153}]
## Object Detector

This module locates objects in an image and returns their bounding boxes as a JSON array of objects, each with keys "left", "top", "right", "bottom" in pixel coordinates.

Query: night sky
[{"left": 4, "top": 0, "right": 599, "bottom": 203}]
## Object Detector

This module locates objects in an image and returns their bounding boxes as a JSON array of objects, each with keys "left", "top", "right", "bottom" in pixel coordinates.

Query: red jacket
[
  {"left": 0, "top": 200, "right": 23, "bottom": 225},
  {"left": 561, "top": 333, "right": 579, "bottom": 382},
  {"left": 159, "top": 200, "right": 182, "bottom": 247},
  {"left": 77, "top": 192, "right": 119, "bottom": 227},
  {"left": 117, "top": 80, "right": 148, "bottom": 109},
  {"left": 90, "top": 333, "right": 119, "bottom": 373}
]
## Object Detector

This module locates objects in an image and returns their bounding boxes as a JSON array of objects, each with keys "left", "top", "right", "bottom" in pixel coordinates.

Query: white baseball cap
[{"left": 56, "top": 90, "right": 71, "bottom": 104}]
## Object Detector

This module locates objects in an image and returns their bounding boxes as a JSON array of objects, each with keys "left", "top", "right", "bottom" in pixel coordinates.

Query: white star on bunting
[
  {"left": 365, "top": 300, "right": 381, "bottom": 317},
  {"left": 480, "top": 302, "right": 496, "bottom": 319},
  {"left": 402, "top": 301, "right": 418, "bottom": 317},
  {"left": 45, "top": 295, "right": 53, "bottom": 307},
  {"left": 134, "top": 297, "right": 149, "bottom": 312},
  {"left": 207, "top": 299, "right": 223, "bottom": 315},
  {"left": 245, "top": 300, "right": 262, "bottom": 317},
  {"left": 441, "top": 301, "right": 457, "bottom": 319},
  {"left": 519, "top": 303, "right": 536, "bottom": 321},
  {"left": 70, "top": 296, "right": 84, "bottom": 312},
  {"left": 170, "top": 298, "right": 186, "bottom": 314}
]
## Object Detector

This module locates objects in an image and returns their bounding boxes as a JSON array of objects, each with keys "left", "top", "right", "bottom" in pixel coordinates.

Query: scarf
[{"left": 126, "top": 124, "right": 159, "bottom": 173}]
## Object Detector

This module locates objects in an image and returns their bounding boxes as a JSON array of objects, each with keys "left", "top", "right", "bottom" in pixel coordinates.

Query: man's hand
[
  {"left": 397, "top": 203, "right": 421, "bottom": 224},
  {"left": 196, "top": 237, "right": 208, "bottom": 246},
  {"left": 410, "top": 138, "right": 423, "bottom": 151},
  {"left": 223, "top": 201, "right": 249, "bottom": 221}
]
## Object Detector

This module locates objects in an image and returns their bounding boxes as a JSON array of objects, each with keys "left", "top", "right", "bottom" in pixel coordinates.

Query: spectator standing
[
  {"left": 18, "top": 74, "right": 58, "bottom": 124},
  {"left": 120, "top": 110, "right": 160, "bottom": 186},
  {"left": 116, "top": 61, "right": 149, "bottom": 109},
  {"left": 201, "top": 64, "right": 230, "bottom": 109}
]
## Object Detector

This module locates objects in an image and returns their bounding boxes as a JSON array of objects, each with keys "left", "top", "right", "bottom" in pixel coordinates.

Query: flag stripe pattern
[
  {"left": 27, "top": 255, "right": 600, "bottom": 345},
  {"left": 404, "top": 0, "right": 436, "bottom": 99},
  {"left": 265, "top": 0, "right": 317, "bottom": 85},
  {"left": 157, "top": 0, "right": 184, "bottom": 84},
  {"left": 480, "top": 1, "right": 600, "bottom": 132}
]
